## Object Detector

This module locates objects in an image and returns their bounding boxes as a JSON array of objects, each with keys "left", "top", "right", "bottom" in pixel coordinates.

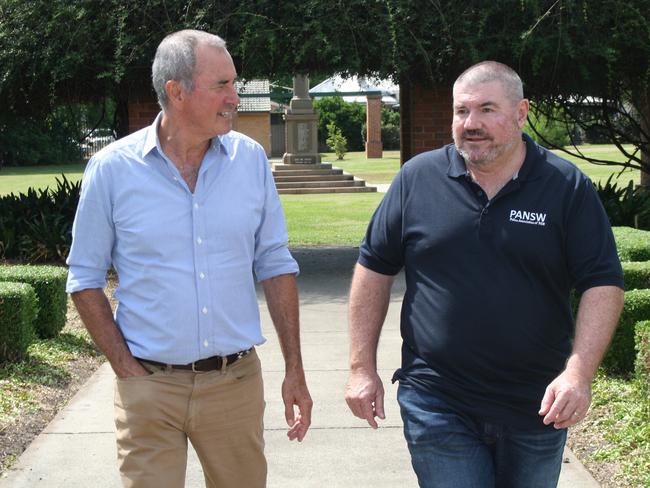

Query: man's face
[
  {"left": 451, "top": 80, "right": 528, "bottom": 167},
  {"left": 182, "top": 44, "right": 240, "bottom": 138}
]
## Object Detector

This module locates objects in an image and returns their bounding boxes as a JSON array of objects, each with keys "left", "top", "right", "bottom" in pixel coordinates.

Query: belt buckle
[{"left": 191, "top": 361, "right": 199, "bottom": 373}]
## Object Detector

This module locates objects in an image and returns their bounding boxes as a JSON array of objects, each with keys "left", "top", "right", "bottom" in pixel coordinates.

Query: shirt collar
[
  {"left": 447, "top": 132, "right": 541, "bottom": 182},
  {"left": 142, "top": 112, "right": 230, "bottom": 159}
]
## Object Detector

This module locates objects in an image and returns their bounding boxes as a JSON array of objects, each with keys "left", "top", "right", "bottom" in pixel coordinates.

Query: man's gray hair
[
  {"left": 152, "top": 30, "right": 227, "bottom": 110},
  {"left": 453, "top": 61, "right": 524, "bottom": 105}
]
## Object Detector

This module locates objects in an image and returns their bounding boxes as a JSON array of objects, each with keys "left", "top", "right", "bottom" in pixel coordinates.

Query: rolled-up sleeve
[
  {"left": 253, "top": 152, "right": 299, "bottom": 281},
  {"left": 66, "top": 157, "right": 115, "bottom": 293}
]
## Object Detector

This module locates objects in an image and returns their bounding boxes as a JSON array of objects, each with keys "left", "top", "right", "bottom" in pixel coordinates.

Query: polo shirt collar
[{"left": 447, "top": 132, "right": 542, "bottom": 182}]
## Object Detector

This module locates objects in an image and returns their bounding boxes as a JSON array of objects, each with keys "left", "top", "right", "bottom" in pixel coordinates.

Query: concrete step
[
  {"left": 274, "top": 174, "right": 354, "bottom": 183},
  {"left": 275, "top": 180, "right": 366, "bottom": 189},
  {"left": 273, "top": 163, "right": 333, "bottom": 171},
  {"left": 278, "top": 186, "right": 377, "bottom": 195},
  {"left": 272, "top": 169, "right": 343, "bottom": 177}
]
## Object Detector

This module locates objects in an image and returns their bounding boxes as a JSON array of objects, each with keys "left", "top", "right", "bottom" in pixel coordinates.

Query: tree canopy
[{"left": 1, "top": 0, "right": 649, "bottom": 175}]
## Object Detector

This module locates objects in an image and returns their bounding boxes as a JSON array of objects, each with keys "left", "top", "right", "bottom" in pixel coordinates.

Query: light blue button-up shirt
[{"left": 66, "top": 113, "right": 298, "bottom": 363}]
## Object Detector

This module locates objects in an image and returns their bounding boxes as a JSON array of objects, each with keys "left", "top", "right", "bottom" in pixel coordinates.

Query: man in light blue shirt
[{"left": 67, "top": 30, "right": 312, "bottom": 487}]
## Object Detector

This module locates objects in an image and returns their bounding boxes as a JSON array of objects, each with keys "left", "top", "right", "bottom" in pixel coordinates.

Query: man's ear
[
  {"left": 165, "top": 80, "right": 184, "bottom": 107},
  {"left": 517, "top": 98, "right": 530, "bottom": 129}
]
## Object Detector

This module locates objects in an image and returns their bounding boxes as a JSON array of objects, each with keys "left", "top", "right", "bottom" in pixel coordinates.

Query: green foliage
[
  {"left": 0, "top": 175, "right": 80, "bottom": 263},
  {"left": 613, "top": 227, "right": 650, "bottom": 262},
  {"left": 596, "top": 176, "right": 650, "bottom": 229},
  {"left": 636, "top": 320, "right": 650, "bottom": 394},
  {"left": 524, "top": 105, "right": 572, "bottom": 148},
  {"left": 314, "top": 96, "right": 366, "bottom": 151},
  {"left": 588, "top": 373, "right": 650, "bottom": 487},
  {"left": 622, "top": 261, "right": 650, "bottom": 290},
  {"left": 603, "top": 289, "right": 650, "bottom": 374},
  {"left": 0, "top": 112, "right": 83, "bottom": 167},
  {"left": 381, "top": 107, "right": 401, "bottom": 150},
  {"left": 0, "top": 282, "right": 38, "bottom": 363},
  {"left": 0, "top": 265, "right": 67, "bottom": 338},
  {"left": 326, "top": 123, "right": 348, "bottom": 160}
]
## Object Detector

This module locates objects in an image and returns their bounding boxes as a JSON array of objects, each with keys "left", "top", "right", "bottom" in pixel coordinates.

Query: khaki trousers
[{"left": 114, "top": 350, "right": 266, "bottom": 488}]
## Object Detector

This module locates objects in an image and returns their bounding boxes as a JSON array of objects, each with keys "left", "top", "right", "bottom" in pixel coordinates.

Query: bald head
[{"left": 454, "top": 61, "right": 524, "bottom": 106}]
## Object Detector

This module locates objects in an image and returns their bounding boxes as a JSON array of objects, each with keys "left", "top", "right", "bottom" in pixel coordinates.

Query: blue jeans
[{"left": 397, "top": 382, "right": 567, "bottom": 488}]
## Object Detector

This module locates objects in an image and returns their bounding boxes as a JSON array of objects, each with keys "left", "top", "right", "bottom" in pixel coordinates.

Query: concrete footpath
[{"left": 0, "top": 248, "right": 600, "bottom": 487}]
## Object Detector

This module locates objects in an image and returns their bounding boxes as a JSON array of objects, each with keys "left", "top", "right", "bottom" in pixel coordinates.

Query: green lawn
[
  {"left": 281, "top": 193, "right": 383, "bottom": 246},
  {"left": 0, "top": 145, "right": 642, "bottom": 247},
  {"left": 0, "top": 164, "right": 86, "bottom": 196},
  {"left": 552, "top": 144, "right": 640, "bottom": 186},
  {"left": 321, "top": 150, "right": 401, "bottom": 184}
]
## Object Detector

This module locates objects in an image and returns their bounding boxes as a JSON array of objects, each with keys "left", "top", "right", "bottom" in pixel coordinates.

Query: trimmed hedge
[
  {"left": 622, "top": 261, "right": 650, "bottom": 290},
  {"left": 0, "top": 281, "right": 38, "bottom": 363},
  {"left": 603, "top": 289, "right": 650, "bottom": 374},
  {"left": 613, "top": 226, "right": 650, "bottom": 262},
  {"left": 0, "top": 265, "right": 67, "bottom": 338},
  {"left": 636, "top": 320, "right": 650, "bottom": 394}
]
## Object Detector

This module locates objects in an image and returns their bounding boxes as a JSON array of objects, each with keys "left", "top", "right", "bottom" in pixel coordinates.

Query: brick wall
[
  {"left": 127, "top": 95, "right": 272, "bottom": 157},
  {"left": 365, "top": 95, "right": 383, "bottom": 158},
  {"left": 233, "top": 112, "right": 271, "bottom": 157},
  {"left": 128, "top": 96, "right": 159, "bottom": 133},
  {"left": 400, "top": 80, "right": 453, "bottom": 164}
]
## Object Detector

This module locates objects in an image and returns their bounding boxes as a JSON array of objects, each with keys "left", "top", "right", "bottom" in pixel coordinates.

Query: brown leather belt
[{"left": 136, "top": 348, "right": 253, "bottom": 372}]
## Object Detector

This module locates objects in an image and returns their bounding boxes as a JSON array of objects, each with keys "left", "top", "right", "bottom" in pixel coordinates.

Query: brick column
[
  {"left": 128, "top": 93, "right": 159, "bottom": 133},
  {"left": 400, "top": 79, "right": 453, "bottom": 164},
  {"left": 365, "top": 94, "right": 383, "bottom": 158}
]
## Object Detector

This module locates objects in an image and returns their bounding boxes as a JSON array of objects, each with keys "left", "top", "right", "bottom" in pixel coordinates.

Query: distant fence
[{"left": 81, "top": 135, "right": 115, "bottom": 159}]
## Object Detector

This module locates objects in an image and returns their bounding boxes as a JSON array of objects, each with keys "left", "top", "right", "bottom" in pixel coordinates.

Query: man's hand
[
  {"left": 345, "top": 368, "right": 385, "bottom": 429},
  {"left": 539, "top": 368, "right": 592, "bottom": 429},
  {"left": 282, "top": 369, "right": 313, "bottom": 441}
]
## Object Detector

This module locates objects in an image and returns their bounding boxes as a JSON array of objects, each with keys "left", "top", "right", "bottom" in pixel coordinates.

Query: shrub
[
  {"left": 636, "top": 320, "right": 650, "bottom": 394},
  {"left": 622, "top": 261, "right": 650, "bottom": 290},
  {"left": 0, "top": 174, "right": 80, "bottom": 263},
  {"left": 524, "top": 105, "right": 573, "bottom": 148},
  {"left": 0, "top": 112, "right": 83, "bottom": 167},
  {"left": 602, "top": 289, "right": 650, "bottom": 374},
  {"left": 596, "top": 176, "right": 650, "bottom": 230},
  {"left": 0, "top": 281, "right": 38, "bottom": 363},
  {"left": 0, "top": 265, "right": 68, "bottom": 338},
  {"left": 613, "top": 226, "right": 650, "bottom": 262},
  {"left": 326, "top": 123, "right": 347, "bottom": 160},
  {"left": 314, "top": 96, "right": 366, "bottom": 151}
]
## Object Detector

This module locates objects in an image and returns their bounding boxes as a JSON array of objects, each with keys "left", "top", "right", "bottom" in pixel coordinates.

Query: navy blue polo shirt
[{"left": 359, "top": 134, "right": 623, "bottom": 430}]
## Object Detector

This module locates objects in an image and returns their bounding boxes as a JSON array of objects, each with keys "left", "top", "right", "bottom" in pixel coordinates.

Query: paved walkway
[{"left": 0, "top": 248, "right": 599, "bottom": 487}]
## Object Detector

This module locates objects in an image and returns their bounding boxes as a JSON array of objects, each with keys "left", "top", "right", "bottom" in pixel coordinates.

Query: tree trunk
[{"left": 641, "top": 88, "right": 650, "bottom": 187}]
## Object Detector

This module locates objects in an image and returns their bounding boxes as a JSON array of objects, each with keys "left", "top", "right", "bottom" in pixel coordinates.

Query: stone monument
[{"left": 282, "top": 74, "right": 321, "bottom": 165}]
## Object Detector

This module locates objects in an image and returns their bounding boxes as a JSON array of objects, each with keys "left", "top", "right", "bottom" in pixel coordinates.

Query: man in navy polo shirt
[{"left": 345, "top": 61, "right": 624, "bottom": 487}]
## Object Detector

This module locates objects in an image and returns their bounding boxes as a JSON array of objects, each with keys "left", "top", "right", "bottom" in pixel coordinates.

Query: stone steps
[
  {"left": 278, "top": 186, "right": 377, "bottom": 194},
  {"left": 271, "top": 161, "right": 376, "bottom": 195},
  {"left": 274, "top": 174, "right": 353, "bottom": 183},
  {"left": 276, "top": 180, "right": 366, "bottom": 189}
]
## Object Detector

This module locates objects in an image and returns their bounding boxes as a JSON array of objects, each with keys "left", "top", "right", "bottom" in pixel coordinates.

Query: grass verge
[
  {"left": 569, "top": 373, "right": 650, "bottom": 487},
  {"left": 0, "top": 299, "right": 102, "bottom": 473},
  {"left": 281, "top": 193, "right": 384, "bottom": 246}
]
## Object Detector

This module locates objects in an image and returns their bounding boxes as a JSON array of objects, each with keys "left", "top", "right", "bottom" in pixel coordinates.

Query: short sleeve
[
  {"left": 565, "top": 177, "right": 624, "bottom": 293},
  {"left": 358, "top": 171, "right": 405, "bottom": 275}
]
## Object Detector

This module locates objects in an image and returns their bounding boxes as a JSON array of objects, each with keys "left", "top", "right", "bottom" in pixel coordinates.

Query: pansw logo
[{"left": 509, "top": 209, "right": 547, "bottom": 226}]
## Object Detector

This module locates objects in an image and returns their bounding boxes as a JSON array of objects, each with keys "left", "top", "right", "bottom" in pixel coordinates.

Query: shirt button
[
  {"left": 203, "top": 339, "right": 209, "bottom": 347},
  {"left": 199, "top": 272, "right": 205, "bottom": 279},
  {"left": 197, "top": 237, "right": 203, "bottom": 244},
  {"left": 202, "top": 307, "right": 208, "bottom": 315},
  {"left": 194, "top": 203, "right": 199, "bottom": 210}
]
